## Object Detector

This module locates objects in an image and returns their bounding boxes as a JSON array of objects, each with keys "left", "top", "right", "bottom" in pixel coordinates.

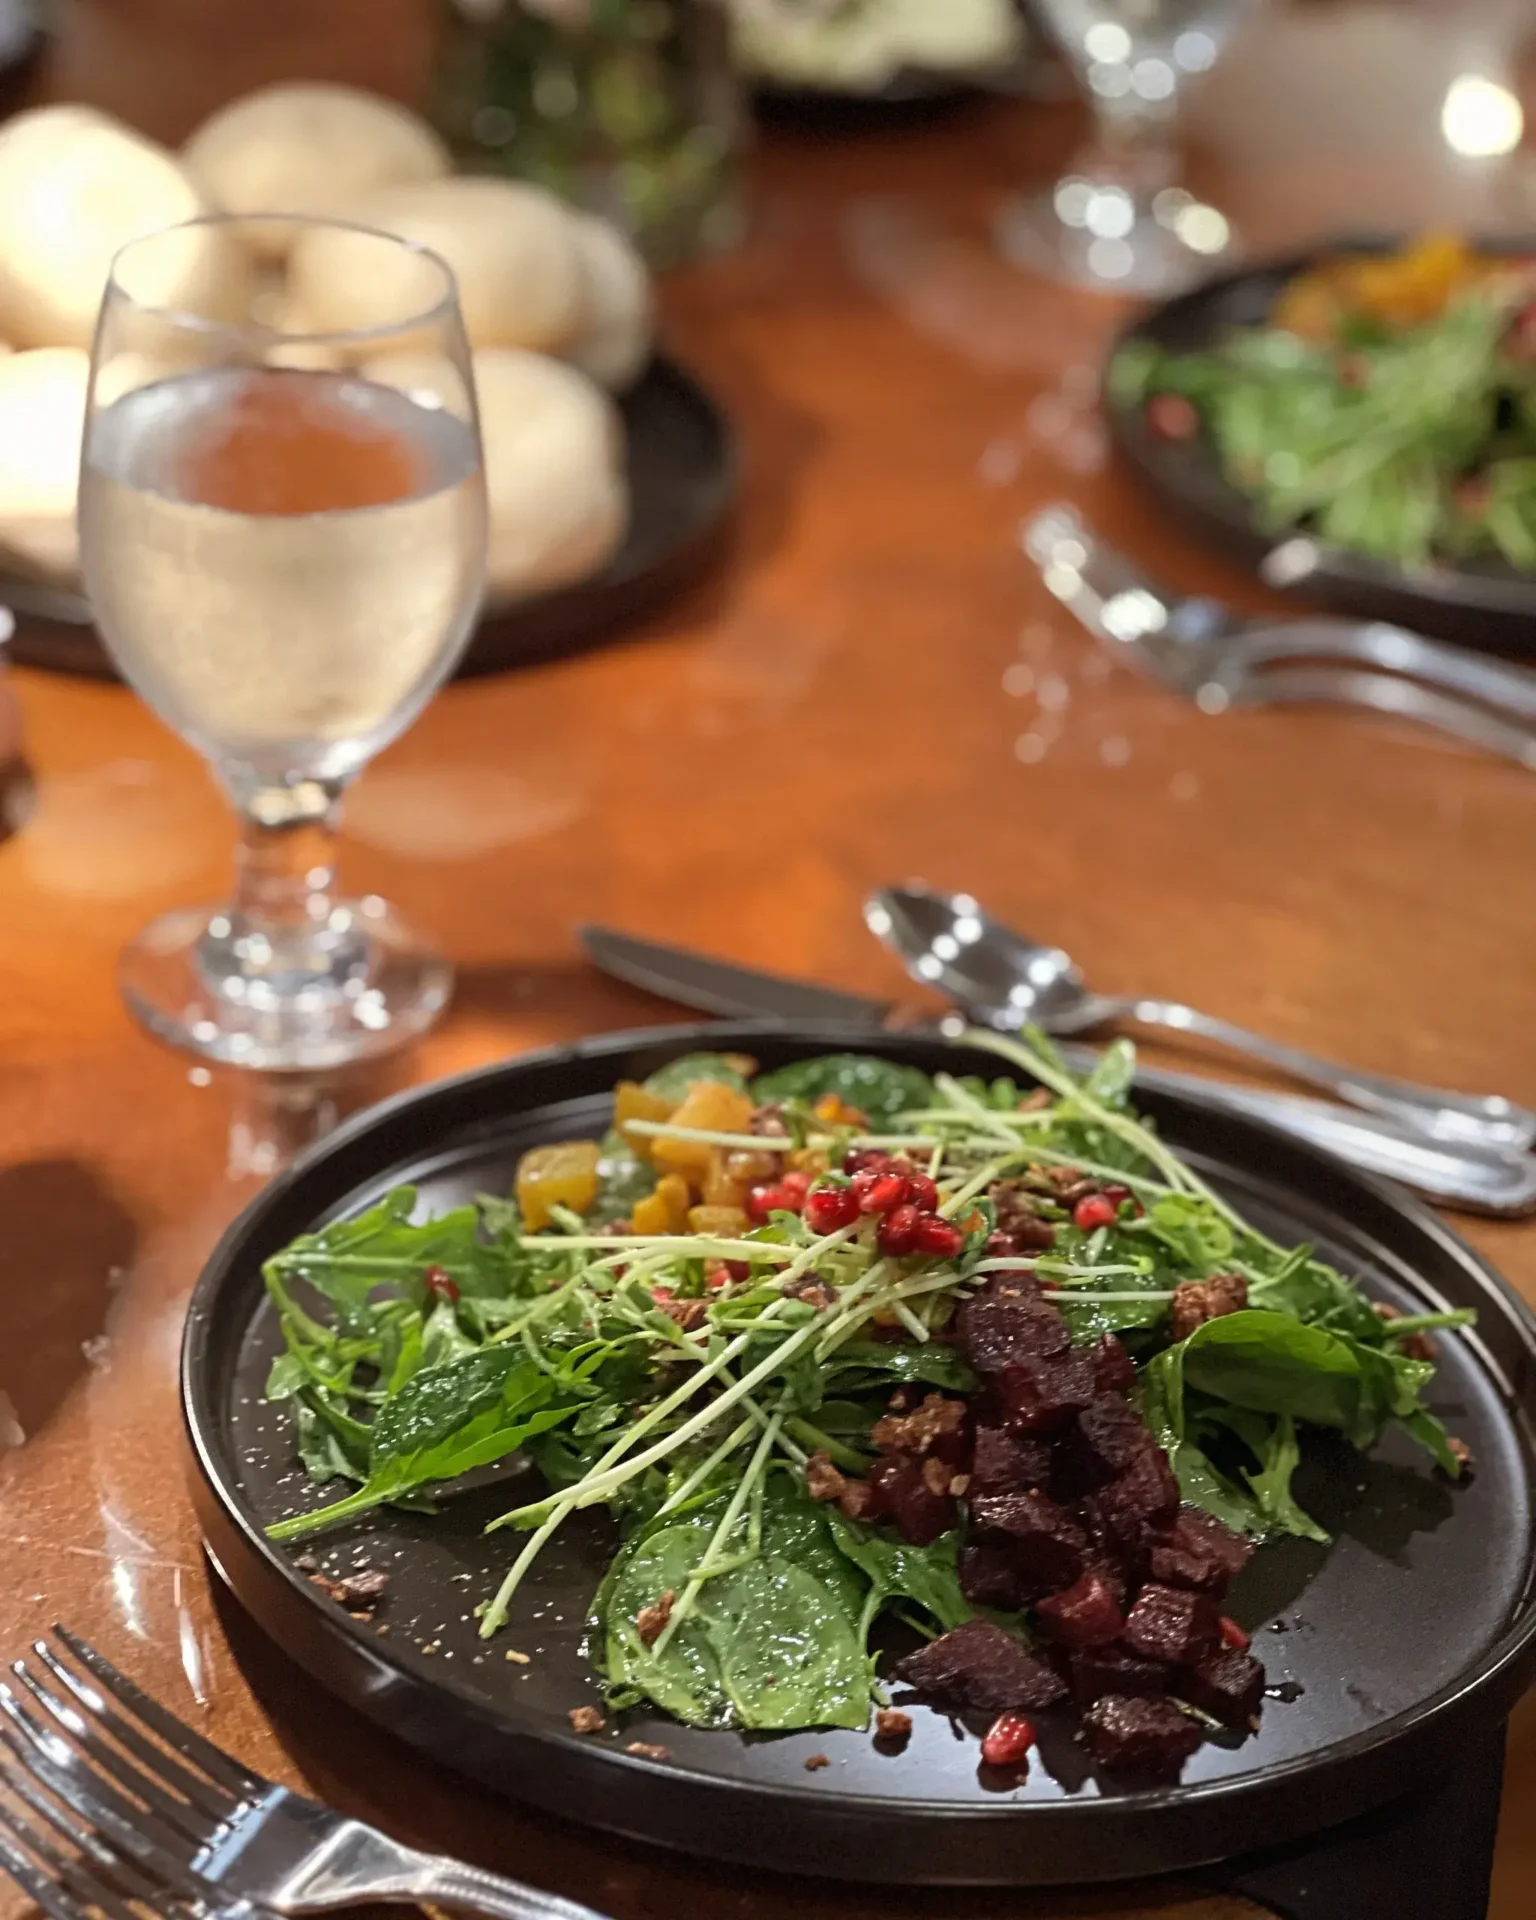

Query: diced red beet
[
  {"left": 1148, "top": 1506, "right": 1255, "bottom": 1598},
  {"left": 1035, "top": 1571, "right": 1124, "bottom": 1648},
  {"left": 1121, "top": 1582, "right": 1222, "bottom": 1667},
  {"left": 1088, "top": 1333, "right": 1137, "bottom": 1397},
  {"left": 969, "top": 1489, "right": 1087, "bottom": 1593},
  {"left": 969, "top": 1424, "right": 1052, "bottom": 1498},
  {"left": 998, "top": 1347, "right": 1097, "bottom": 1433},
  {"left": 867, "top": 1452, "right": 954, "bottom": 1546},
  {"left": 958, "top": 1538, "right": 1032, "bottom": 1609},
  {"left": 1083, "top": 1694, "right": 1204, "bottom": 1778},
  {"left": 1054, "top": 1393, "right": 1158, "bottom": 1495},
  {"left": 958, "top": 1284, "right": 1070, "bottom": 1374},
  {"left": 1068, "top": 1643, "right": 1171, "bottom": 1706},
  {"left": 894, "top": 1619, "right": 1067, "bottom": 1714},
  {"left": 1177, "top": 1648, "right": 1266, "bottom": 1729}
]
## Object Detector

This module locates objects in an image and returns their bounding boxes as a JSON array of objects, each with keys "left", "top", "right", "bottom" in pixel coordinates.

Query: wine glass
[
  {"left": 78, "top": 216, "right": 488, "bottom": 1071},
  {"left": 999, "top": 0, "right": 1257, "bottom": 295}
]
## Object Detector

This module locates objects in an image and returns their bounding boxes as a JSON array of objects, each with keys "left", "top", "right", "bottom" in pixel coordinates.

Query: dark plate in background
[
  {"left": 3, "top": 353, "right": 736, "bottom": 680},
  {"left": 183, "top": 1022, "right": 1536, "bottom": 1887},
  {"left": 1105, "top": 246, "right": 1536, "bottom": 656}
]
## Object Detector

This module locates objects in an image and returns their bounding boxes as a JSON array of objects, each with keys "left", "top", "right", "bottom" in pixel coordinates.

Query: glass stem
[
  {"left": 200, "top": 777, "right": 368, "bottom": 1002},
  {"left": 1088, "top": 103, "right": 1179, "bottom": 196}
]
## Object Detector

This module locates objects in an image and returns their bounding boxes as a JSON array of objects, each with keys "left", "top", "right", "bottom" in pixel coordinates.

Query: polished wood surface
[{"left": 2, "top": 3, "right": 1535, "bottom": 1917}]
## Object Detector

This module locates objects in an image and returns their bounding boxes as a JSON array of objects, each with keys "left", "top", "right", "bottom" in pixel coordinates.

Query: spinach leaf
[
  {"left": 1139, "top": 1345, "right": 1267, "bottom": 1535},
  {"left": 643, "top": 1053, "right": 751, "bottom": 1101},
  {"left": 821, "top": 1341, "right": 978, "bottom": 1395},
  {"left": 598, "top": 1480, "right": 872, "bottom": 1731},
  {"left": 826, "top": 1513, "right": 972, "bottom": 1637},
  {"left": 588, "top": 1130, "right": 657, "bottom": 1226},
  {"left": 268, "top": 1348, "right": 575, "bottom": 1540},
  {"left": 599, "top": 1513, "right": 731, "bottom": 1726},
  {"left": 1180, "top": 1311, "right": 1371, "bottom": 1433},
  {"left": 1249, "top": 1253, "right": 1385, "bottom": 1342},
  {"left": 750, "top": 1054, "right": 936, "bottom": 1127}
]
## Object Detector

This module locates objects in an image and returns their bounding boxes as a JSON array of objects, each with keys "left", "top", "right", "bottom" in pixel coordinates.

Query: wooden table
[{"left": 2, "top": 3, "right": 1534, "bottom": 1916}]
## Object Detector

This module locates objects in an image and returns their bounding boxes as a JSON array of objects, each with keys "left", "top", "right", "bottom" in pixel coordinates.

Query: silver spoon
[{"left": 865, "top": 882, "right": 1536, "bottom": 1154}]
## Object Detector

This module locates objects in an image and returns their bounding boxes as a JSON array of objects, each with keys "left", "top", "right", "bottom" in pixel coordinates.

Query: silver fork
[
  {"left": 1023, "top": 503, "right": 1536, "bottom": 767},
  {"left": 0, "top": 1628, "right": 611, "bottom": 1920}
]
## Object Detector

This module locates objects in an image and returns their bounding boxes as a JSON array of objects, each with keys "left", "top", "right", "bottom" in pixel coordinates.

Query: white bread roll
[
  {"left": 563, "top": 213, "right": 653, "bottom": 390},
  {"left": 289, "top": 177, "right": 583, "bottom": 352},
  {"left": 183, "top": 83, "right": 450, "bottom": 257},
  {"left": 472, "top": 348, "right": 627, "bottom": 597},
  {"left": 0, "top": 106, "right": 245, "bottom": 349},
  {"left": 0, "top": 348, "right": 89, "bottom": 575}
]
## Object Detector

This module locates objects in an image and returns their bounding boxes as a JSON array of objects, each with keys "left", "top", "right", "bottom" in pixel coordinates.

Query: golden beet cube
[{"left": 516, "top": 1141, "right": 601, "bottom": 1231}]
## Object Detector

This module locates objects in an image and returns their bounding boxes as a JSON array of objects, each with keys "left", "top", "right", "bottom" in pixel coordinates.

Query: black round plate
[
  {"left": 182, "top": 1021, "right": 1536, "bottom": 1886},
  {"left": 2, "top": 353, "right": 735, "bottom": 680},
  {"left": 1105, "top": 245, "right": 1536, "bottom": 656}
]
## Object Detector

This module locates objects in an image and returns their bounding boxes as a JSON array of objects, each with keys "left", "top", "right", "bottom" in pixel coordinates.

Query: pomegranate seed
[
  {"left": 1073, "top": 1194, "right": 1118, "bottom": 1233},
  {"left": 778, "top": 1170, "right": 811, "bottom": 1206},
  {"left": 423, "top": 1264, "right": 460, "bottom": 1304},
  {"left": 877, "top": 1203, "right": 922, "bottom": 1256},
  {"left": 747, "top": 1183, "right": 795, "bottom": 1223},
  {"left": 858, "top": 1172, "right": 910, "bottom": 1215},
  {"left": 913, "top": 1213, "right": 964, "bottom": 1257},
  {"left": 1145, "top": 392, "right": 1199, "bottom": 441},
  {"left": 1219, "top": 1615, "right": 1251, "bottom": 1652},
  {"left": 980, "top": 1712, "right": 1035, "bottom": 1769},
  {"left": 805, "top": 1183, "right": 860, "bottom": 1234},
  {"left": 725, "top": 1259, "right": 750, "bottom": 1281},
  {"left": 705, "top": 1265, "right": 730, "bottom": 1292},
  {"left": 651, "top": 1286, "right": 675, "bottom": 1306},
  {"left": 905, "top": 1170, "right": 939, "bottom": 1212},
  {"left": 843, "top": 1148, "right": 888, "bottom": 1176}
]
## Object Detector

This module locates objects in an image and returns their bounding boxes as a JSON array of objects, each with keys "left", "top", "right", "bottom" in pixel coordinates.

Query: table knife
[{"left": 578, "top": 926, "right": 1536, "bottom": 1216}]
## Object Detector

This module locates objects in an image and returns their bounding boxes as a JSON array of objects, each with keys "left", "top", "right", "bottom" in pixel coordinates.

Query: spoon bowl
[{"left": 863, "top": 884, "right": 1108, "bottom": 1033}]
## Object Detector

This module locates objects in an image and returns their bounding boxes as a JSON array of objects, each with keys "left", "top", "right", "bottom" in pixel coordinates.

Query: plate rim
[
  {"left": 181, "top": 1019, "right": 1536, "bottom": 1882},
  {"left": 1103, "top": 236, "right": 1536, "bottom": 642}
]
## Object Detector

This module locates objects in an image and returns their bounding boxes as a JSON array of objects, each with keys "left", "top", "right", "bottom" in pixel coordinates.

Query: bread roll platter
[{"left": 0, "top": 84, "right": 736, "bottom": 678}]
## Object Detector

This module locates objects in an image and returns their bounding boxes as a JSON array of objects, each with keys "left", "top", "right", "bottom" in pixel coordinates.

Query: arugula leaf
[
  {"left": 268, "top": 1348, "right": 575, "bottom": 1540},
  {"left": 1244, "top": 1412, "right": 1330, "bottom": 1545},
  {"left": 750, "top": 1054, "right": 936, "bottom": 1127},
  {"left": 1085, "top": 1039, "right": 1137, "bottom": 1108},
  {"left": 1142, "top": 1195, "right": 1236, "bottom": 1274},
  {"left": 821, "top": 1341, "right": 978, "bottom": 1394}
]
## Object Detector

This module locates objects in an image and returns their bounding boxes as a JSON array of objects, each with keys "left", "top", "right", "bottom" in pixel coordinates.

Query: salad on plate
[{"left": 260, "top": 1031, "right": 1472, "bottom": 1781}]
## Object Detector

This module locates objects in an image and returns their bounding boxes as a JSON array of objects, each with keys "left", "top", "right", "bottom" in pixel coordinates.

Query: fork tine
[
  {"left": 51, "top": 1629, "right": 264, "bottom": 1801},
  {"left": 0, "top": 1750, "right": 170, "bottom": 1909},
  {"left": 0, "top": 1692, "right": 211, "bottom": 1908},
  {"left": 0, "top": 1820, "right": 96, "bottom": 1920},
  {"left": 29, "top": 1642, "right": 237, "bottom": 1822},
  {"left": 0, "top": 1787, "right": 142, "bottom": 1920},
  {"left": 11, "top": 1662, "right": 220, "bottom": 1844}
]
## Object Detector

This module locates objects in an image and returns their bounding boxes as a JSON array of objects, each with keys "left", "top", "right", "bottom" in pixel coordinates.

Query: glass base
[
  {"left": 119, "top": 896, "right": 453, "bottom": 1071},
  {"left": 996, "top": 179, "right": 1238, "bottom": 298}
]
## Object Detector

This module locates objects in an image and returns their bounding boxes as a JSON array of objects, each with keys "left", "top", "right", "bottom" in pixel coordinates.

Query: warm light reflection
[{"left": 1441, "top": 75, "right": 1524, "bottom": 158}]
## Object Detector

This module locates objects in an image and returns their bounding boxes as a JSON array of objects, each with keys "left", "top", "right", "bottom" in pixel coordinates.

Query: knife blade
[
  {"left": 579, "top": 926, "right": 897, "bottom": 1026},
  {"left": 578, "top": 925, "right": 1536, "bottom": 1216}
]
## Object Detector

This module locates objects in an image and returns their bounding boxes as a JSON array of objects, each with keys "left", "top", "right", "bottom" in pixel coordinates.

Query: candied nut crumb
[
  {"left": 307, "top": 1566, "right": 389, "bottom": 1611},
  {"left": 871, "top": 1392, "right": 967, "bottom": 1456},
  {"left": 948, "top": 1473, "right": 971, "bottom": 1497},
  {"left": 1169, "top": 1274, "right": 1249, "bottom": 1342},
  {"left": 659, "top": 1296, "right": 709, "bottom": 1332},
  {"left": 806, "top": 1450, "right": 849, "bottom": 1503},
  {"left": 505, "top": 1649, "right": 531, "bottom": 1664},
  {"left": 293, "top": 1553, "right": 319, "bottom": 1574},
  {"left": 837, "top": 1479, "right": 874, "bottom": 1522},
  {"left": 626, "top": 1740, "right": 671, "bottom": 1761},
  {"left": 921, "top": 1456, "right": 951, "bottom": 1496},
  {"left": 1372, "top": 1301, "right": 1403, "bottom": 1321},
  {"left": 803, "top": 1753, "right": 831, "bottom": 1772},
  {"left": 568, "top": 1706, "right": 606, "bottom": 1734},
  {"left": 1446, "top": 1435, "right": 1476, "bottom": 1478},
  {"left": 636, "top": 1589, "right": 676, "bottom": 1648},
  {"left": 789, "top": 1280, "right": 836, "bottom": 1310},
  {"left": 874, "top": 1708, "right": 912, "bottom": 1744},
  {"left": 1019, "top": 1089, "right": 1053, "bottom": 1111}
]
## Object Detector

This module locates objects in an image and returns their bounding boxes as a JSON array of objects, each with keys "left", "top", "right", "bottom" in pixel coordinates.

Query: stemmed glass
[
  {"left": 1000, "top": 0, "right": 1257, "bottom": 295},
  {"left": 78, "top": 216, "right": 488, "bottom": 1071}
]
